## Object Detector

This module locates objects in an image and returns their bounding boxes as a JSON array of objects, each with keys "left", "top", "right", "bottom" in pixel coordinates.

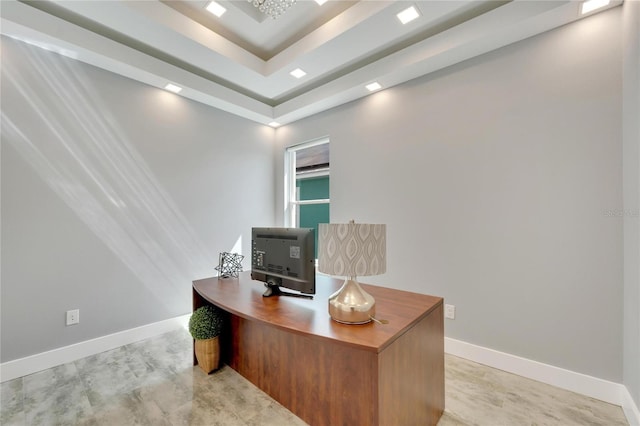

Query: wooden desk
[{"left": 193, "top": 271, "right": 444, "bottom": 426}]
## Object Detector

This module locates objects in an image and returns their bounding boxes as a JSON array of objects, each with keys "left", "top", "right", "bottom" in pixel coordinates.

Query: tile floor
[{"left": 0, "top": 328, "right": 629, "bottom": 425}]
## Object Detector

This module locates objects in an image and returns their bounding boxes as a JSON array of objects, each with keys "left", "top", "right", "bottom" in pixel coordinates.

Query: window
[{"left": 284, "top": 138, "right": 329, "bottom": 257}]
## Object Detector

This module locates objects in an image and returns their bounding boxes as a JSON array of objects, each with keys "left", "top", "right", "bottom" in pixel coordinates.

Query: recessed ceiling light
[
  {"left": 397, "top": 6, "right": 420, "bottom": 25},
  {"left": 580, "top": 0, "right": 610, "bottom": 14},
  {"left": 290, "top": 68, "right": 307, "bottom": 79},
  {"left": 269, "top": 121, "right": 281, "bottom": 128},
  {"left": 205, "top": 1, "right": 227, "bottom": 17},
  {"left": 164, "top": 83, "right": 182, "bottom": 93},
  {"left": 366, "top": 82, "right": 382, "bottom": 92},
  {"left": 314, "top": 0, "right": 328, "bottom": 5}
]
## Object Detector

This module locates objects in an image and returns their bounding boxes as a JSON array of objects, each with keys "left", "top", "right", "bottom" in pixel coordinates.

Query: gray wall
[
  {"left": 2, "top": 4, "right": 634, "bottom": 393},
  {"left": 1, "top": 36, "right": 275, "bottom": 362},
  {"left": 276, "top": 9, "right": 624, "bottom": 382},
  {"left": 623, "top": 0, "right": 640, "bottom": 409}
]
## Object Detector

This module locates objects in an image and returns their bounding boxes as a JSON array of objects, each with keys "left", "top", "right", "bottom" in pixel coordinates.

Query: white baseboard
[
  {"left": 622, "top": 386, "right": 640, "bottom": 426},
  {"left": 445, "top": 337, "right": 640, "bottom": 426},
  {"left": 0, "top": 314, "right": 190, "bottom": 383},
  {"left": 2, "top": 319, "right": 638, "bottom": 425}
]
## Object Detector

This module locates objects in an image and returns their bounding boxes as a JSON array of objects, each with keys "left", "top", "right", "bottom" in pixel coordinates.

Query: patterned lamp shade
[
  {"left": 318, "top": 222, "right": 386, "bottom": 277},
  {"left": 318, "top": 222, "right": 386, "bottom": 324}
]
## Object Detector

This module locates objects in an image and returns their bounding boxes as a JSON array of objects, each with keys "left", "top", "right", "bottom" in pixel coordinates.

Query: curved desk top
[{"left": 193, "top": 271, "right": 442, "bottom": 353}]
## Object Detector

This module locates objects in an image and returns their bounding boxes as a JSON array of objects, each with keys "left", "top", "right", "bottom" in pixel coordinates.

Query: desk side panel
[
  {"left": 229, "top": 315, "right": 378, "bottom": 426},
  {"left": 378, "top": 303, "right": 444, "bottom": 426}
]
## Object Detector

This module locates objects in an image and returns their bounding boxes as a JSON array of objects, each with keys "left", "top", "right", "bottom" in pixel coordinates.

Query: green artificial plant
[{"left": 189, "top": 305, "right": 224, "bottom": 340}]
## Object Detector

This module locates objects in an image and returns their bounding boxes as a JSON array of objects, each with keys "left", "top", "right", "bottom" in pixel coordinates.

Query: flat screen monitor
[{"left": 251, "top": 227, "right": 315, "bottom": 299}]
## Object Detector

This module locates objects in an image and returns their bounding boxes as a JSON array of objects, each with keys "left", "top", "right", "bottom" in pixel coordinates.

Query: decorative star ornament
[{"left": 215, "top": 252, "right": 244, "bottom": 278}]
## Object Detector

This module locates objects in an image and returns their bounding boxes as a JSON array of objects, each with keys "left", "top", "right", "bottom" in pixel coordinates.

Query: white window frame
[{"left": 284, "top": 138, "right": 330, "bottom": 228}]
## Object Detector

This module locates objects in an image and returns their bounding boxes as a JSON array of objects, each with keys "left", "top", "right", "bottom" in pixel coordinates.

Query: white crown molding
[{"left": 3, "top": 0, "right": 621, "bottom": 127}]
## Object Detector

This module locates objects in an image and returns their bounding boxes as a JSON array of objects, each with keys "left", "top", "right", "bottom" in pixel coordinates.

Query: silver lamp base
[{"left": 328, "top": 278, "right": 375, "bottom": 324}]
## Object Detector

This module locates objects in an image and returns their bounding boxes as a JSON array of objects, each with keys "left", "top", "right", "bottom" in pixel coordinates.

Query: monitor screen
[{"left": 251, "top": 227, "right": 316, "bottom": 299}]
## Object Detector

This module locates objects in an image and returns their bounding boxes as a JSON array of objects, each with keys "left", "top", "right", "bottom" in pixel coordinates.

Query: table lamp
[{"left": 318, "top": 221, "right": 386, "bottom": 324}]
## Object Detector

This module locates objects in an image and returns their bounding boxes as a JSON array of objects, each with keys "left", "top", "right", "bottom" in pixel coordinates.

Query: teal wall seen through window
[{"left": 297, "top": 176, "right": 329, "bottom": 258}]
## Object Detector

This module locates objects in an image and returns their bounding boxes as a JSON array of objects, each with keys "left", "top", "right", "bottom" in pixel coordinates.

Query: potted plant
[{"left": 189, "top": 305, "right": 224, "bottom": 374}]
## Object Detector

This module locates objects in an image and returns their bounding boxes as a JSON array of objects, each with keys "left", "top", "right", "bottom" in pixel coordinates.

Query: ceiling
[{"left": 0, "top": 0, "right": 622, "bottom": 126}]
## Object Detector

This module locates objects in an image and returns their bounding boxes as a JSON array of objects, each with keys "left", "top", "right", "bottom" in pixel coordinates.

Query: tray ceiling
[{"left": 0, "top": 0, "right": 622, "bottom": 126}]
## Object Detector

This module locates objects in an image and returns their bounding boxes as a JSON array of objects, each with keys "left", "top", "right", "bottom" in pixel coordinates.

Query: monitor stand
[{"left": 263, "top": 282, "right": 313, "bottom": 299}]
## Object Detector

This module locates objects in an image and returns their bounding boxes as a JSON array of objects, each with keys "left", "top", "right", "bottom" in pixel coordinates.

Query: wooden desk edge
[{"left": 193, "top": 276, "right": 443, "bottom": 354}]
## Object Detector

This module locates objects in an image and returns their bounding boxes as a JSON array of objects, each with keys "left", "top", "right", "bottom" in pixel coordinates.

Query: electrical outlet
[
  {"left": 66, "top": 309, "right": 79, "bottom": 326},
  {"left": 444, "top": 304, "right": 455, "bottom": 320}
]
